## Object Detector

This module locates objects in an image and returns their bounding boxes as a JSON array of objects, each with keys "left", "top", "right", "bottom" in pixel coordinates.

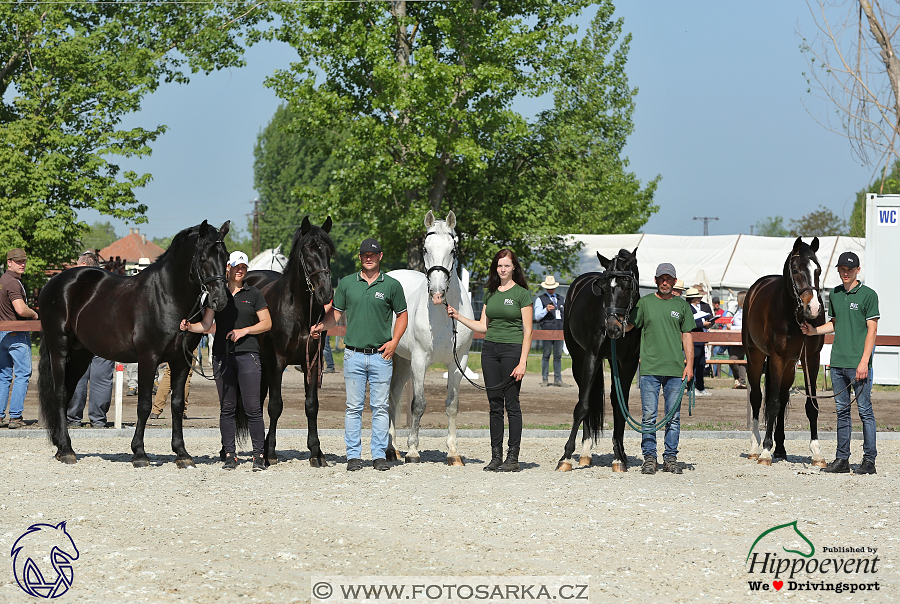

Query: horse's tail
[
  {"left": 585, "top": 359, "right": 606, "bottom": 442},
  {"left": 38, "top": 338, "right": 61, "bottom": 442},
  {"left": 235, "top": 386, "right": 250, "bottom": 446}
]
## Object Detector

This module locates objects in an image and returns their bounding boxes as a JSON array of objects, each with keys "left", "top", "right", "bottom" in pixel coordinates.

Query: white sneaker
[{"left": 695, "top": 389, "right": 711, "bottom": 397}]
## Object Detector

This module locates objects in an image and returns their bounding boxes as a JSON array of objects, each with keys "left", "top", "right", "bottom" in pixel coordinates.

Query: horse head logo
[
  {"left": 11, "top": 521, "right": 80, "bottom": 598},
  {"left": 746, "top": 520, "right": 815, "bottom": 564}
]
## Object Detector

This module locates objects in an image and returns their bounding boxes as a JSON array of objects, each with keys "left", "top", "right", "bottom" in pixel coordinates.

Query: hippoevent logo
[
  {"left": 745, "top": 521, "right": 880, "bottom": 594},
  {"left": 11, "top": 521, "right": 80, "bottom": 598}
]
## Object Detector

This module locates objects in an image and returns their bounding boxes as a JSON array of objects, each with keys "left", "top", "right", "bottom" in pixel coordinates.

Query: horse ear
[
  {"left": 218, "top": 220, "right": 230, "bottom": 238},
  {"left": 792, "top": 236, "right": 803, "bottom": 250},
  {"left": 591, "top": 278, "right": 603, "bottom": 297},
  {"left": 274, "top": 243, "right": 282, "bottom": 253},
  {"left": 200, "top": 219, "right": 209, "bottom": 232},
  {"left": 322, "top": 216, "right": 333, "bottom": 233},
  {"left": 424, "top": 210, "right": 435, "bottom": 228},
  {"left": 632, "top": 247, "right": 638, "bottom": 258},
  {"left": 597, "top": 252, "right": 612, "bottom": 270},
  {"left": 301, "top": 216, "right": 311, "bottom": 235},
  {"left": 810, "top": 236, "right": 819, "bottom": 252},
  {"left": 446, "top": 210, "right": 456, "bottom": 229}
]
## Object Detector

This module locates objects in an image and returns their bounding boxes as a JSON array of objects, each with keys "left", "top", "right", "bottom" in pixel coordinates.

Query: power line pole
[
  {"left": 251, "top": 199, "right": 262, "bottom": 256},
  {"left": 693, "top": 216, "right": 719, "bottom": 236}
]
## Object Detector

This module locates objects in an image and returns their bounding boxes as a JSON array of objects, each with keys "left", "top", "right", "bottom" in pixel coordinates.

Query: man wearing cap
[
  {"left": 310, "top": 238, "right": 407, "bottom": 472},
  {"left": 0, "top": 248, "right": 39, "bottom": 429},
  {"left": 685, "top": 287, "right": 714, "bottom": 397},
  {"left": 625, "top": 262, "right": 694, "bottom": 475},
  {"left": 801, "top": 251, "right": 879, "bottom": 475},
  {"left": 534, "top": 275, "right": 571, "bottom": 388}
]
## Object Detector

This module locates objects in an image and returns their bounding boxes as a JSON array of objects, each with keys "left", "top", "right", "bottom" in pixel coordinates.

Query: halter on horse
[
  {"left": 39, "top": 221, "right": 231, "bottom": 467},
  {"left": 743, "top": 236, "right": 827, "bottom": 467},
  {"left": 244, "top": 216, "right": 335, "bottom": 467},
  {"left": 556, "top": 248, "right": 642, "bottom": 472}
]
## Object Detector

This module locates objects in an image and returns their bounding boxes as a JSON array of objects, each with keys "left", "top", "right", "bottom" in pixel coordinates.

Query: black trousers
[
  {"left": 693, "top": 343, "right": 706, "bottom": 391},
  {"left": 214, "top": 352, "right": 265, "bottom": 456},
  {"left": 481, "top": 341, "right": 523, "bottom": 450}
]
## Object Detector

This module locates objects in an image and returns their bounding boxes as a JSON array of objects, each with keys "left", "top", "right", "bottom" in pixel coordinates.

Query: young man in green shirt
[
  {"left": 801, "top": 251, "right": 879, "bottom": 475},
  {"left": 311, "top": 238, "right": 408, "bottom": 472},
  {"left": 626, "top": 262, "right": 694, "bottom": 475}
]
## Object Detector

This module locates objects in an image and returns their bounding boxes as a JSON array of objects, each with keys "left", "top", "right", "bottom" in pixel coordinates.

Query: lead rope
[
  {"left": 446, "top": 301, "right": 518, "bottom": 392},
  {"left": 305, "top": 295, "right": 325, "bottom": 387},
  {"left": 610, "top": 338, "right": 685, "bottom": 433},
  {"left": 796, "top": 337, "right": 861, "bottom": 410}
]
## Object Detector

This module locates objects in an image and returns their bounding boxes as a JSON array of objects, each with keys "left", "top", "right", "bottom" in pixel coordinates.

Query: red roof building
[{"left": 99, "top": 228, "right": 165, "bottom": 264}]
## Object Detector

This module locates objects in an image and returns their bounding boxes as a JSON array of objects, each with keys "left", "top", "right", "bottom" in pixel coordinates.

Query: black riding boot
[
  {"left": 483, "top": 446, "right": 503, "bottom": 472},
  {"left": 499, "top": 446, "right": 521, "bottom": 472}
]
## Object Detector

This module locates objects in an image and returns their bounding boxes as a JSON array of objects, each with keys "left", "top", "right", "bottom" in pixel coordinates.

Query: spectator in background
[
  {"left": 685, "top": 287, "right": 713, "bottom": 396},
  {"left": 66, "top": 252, "right": 115, "bottom": 428},
  {"left": 673, "top": 280, "right": 685, "bottom": 297},
  {"left": 0, "top": 248, "right": 38, "bottom": 429},
  {"left": 728, "top": 291, "right": 748, "bottom": 389},
  {"left": 710, "top": 296, "right": 729, "bottom": 378},
  {"left": 534, "top": 275, "right": 571, "bottom": 388},
  {"left": 150, "top": 356, "right": 196, "bottom": 420}
]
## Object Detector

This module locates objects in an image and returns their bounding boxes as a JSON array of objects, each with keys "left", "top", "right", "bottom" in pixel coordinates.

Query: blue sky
[{"left": 79, "top": 2, "right": 875, "bottom": 241}]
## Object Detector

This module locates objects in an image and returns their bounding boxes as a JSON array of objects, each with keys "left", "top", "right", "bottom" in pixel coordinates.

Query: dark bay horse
[
  {"left": 743, "top": 237, "right": 827, "bottom": 467},
  {"left": 39, "top": 221, "right": 231, "bottom": 467},
  {"left": 244, "top": 216, "right": 335, "bottom": 467},
  {"left": 556, "top": 248, "right": 642, "bottom": 472}
]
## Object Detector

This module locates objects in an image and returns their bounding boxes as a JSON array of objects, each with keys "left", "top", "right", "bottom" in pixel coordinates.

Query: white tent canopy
[{"left": 541, "top": 234, "right": 866, "bottom": 291}]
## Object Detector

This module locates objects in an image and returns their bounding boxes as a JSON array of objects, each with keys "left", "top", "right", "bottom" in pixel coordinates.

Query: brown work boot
[{"left": 8, "top": 417, "right": 25, "bottom": 429}]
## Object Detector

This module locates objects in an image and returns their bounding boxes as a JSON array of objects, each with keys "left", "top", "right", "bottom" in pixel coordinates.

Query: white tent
[{"left": 552, "top": 234, "right": 866, "bottom": 292}]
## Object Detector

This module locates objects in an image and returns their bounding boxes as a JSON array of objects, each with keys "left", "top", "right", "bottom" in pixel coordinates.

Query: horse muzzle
[{"left": 605, "top": 314, "right": 626, "bottom": 339}]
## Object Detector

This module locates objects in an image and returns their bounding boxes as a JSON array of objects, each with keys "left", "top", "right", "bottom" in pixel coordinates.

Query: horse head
[
  {"left": 785, "top": 237, "right": 822, "bottom": 321},
  {"left": 193, "top": 220, "right": 230, "bottom": 312},
  {"left": 423, "top": 210, "right": 458, "bottom": 306},
  {"left": 291, "top": 216, "right": 335, "bottom": 306},
  {"left": 595, "top": 247, "right": 639, "bottom": 339}
]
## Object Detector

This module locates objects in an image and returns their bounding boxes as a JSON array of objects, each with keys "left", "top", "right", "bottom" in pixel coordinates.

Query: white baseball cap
[{"left": 228, "top": 251, "right": 249, "bottom": 267}]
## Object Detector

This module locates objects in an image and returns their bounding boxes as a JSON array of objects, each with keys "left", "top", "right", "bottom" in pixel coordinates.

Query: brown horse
[{"left": 743, "top": 237, "right": 827, "bottom": 467}]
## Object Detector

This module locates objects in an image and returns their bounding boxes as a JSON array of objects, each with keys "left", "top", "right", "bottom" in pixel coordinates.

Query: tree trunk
[
  {"left": 860, "top": 0, "right": 900, "bottom": 144},
  {"left": 406, "top": 237, "right": 424, "bottom": 272}
]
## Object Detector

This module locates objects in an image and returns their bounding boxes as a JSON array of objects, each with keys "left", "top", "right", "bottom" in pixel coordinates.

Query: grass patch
[{"left": 682, "top": 421, "right": 744, "bottom": 431}]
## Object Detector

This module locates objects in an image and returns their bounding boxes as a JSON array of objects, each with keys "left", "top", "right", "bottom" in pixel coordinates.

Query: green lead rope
[{"left": 610, "top": 338, "right": 686, "bottom": 434}]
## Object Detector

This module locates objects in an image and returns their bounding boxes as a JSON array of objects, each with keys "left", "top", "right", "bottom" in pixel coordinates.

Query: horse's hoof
[
  {"left": 55, "top": 453, "right": 77, "bottom": 465},
  {"left": 447, "top": 455, "right": 465, "bottom": 467},
  {"left": 175, "top": 458, "right": 195, "bottom": 469},
  {"left": 579, "top": 455, "right": 592, "bottom": 467},
  {"left": 309, "top": 457, "right": 328, "bottom": 468},
  {"left": 748, "top": 453, "right": 760, "bottom": 460},
  {"left": 267, "top": 455, "right": 279, "bottom": 466},
  {"left": 811, "top": 459, "right": 827, "bottom": 468},
  {"left": 556, "top": 461, "right": 573, "bottom": 472},
  {"left": 757, "top": 458, "right": 772, "bottom": 466},
  {"left": 611, "top": 461, "right": 627, "bottom": 473},
  {"left": 404, "top": 455, "right": 421, "bottom": 464},
  {"left": 385, "top": 449, "right": 401, "bottom": 462},
  {"left": 132, "top": 458, "right": 151, "bottom": 468}
]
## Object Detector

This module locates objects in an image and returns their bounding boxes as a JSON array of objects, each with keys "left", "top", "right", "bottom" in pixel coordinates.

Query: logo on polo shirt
[
  {"left": 850, "top": 302, "right": 859, "bottom": 310},
  {"left": 504, "top": 299, "right": 514, "bottom": 305},
  {"left": 671, "top": 311, "right": 681, "bottom": 319},
  {"left": 375, "top": 292, "right": 385, "bottom": 300}
]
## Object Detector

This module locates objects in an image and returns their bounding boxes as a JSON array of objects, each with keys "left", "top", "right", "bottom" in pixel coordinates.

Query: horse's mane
[
  {"left": 284, "top": 223, "right": 337, "bottom": 276},
  {"left": 153, "top": 224, "right": 200, "bottom": 266}
]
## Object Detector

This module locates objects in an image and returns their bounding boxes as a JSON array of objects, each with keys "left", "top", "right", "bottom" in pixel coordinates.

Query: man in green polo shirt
[
  {"left": 801, "top": 251, "right": 879, "bottom": 475},
  {"left": 311, "top": 238, "right": 407, "bottom": 472}
]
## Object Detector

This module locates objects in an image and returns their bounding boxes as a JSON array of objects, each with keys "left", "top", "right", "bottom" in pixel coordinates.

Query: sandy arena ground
[{"left": 0, "top": 432, "right": 898, "bottom": 603}]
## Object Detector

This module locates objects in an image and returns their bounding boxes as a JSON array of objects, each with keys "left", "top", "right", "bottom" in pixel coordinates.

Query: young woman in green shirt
[{"left": 447, "top": 249, "right": 533, "bottom": 472}]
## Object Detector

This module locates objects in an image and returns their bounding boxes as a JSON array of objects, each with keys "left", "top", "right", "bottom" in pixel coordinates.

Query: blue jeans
[
  {"left": 639, "top": 374, "right": 683, "bottom": 459},
  {"left": 344, "top": 349, "right": 392, "bottom": 459},
  {"left": 541, "top": 339, "right": 563, "bottom": 382},
  {"left": 323, "top": 337, "right": 335, "bottom": 371},
  {"left": 0, "top": 331, "right": 32, "bottom": 419},
  {"left": 67, "top": 356, "right": 115, "bottom": 426},
  {"left": 831, "top": 367, "right": 876, "bottom": 461}
]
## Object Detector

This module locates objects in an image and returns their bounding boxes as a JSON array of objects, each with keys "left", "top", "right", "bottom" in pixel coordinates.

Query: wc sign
[{"left": 878, "top": 207, "right": 898, "bottom": 226}]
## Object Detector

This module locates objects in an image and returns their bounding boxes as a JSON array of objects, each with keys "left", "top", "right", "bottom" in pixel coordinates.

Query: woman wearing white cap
[{"left": 180, "top": 250, "right": 272, "bottom": 471}]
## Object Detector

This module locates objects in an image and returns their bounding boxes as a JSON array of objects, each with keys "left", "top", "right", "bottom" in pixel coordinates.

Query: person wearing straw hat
[
  {"left": 685, "top": 287, "right": 713, "bottom": 397},
  {"left": 672, "top": 279, "right": 685, "bottom": 297},
  {"left": 534, "top": 275, "right": 571, "bottom": 388}
]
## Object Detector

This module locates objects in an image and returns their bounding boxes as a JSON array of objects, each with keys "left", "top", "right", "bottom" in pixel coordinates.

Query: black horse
[
  {"left": 244, "top": 216, "right": 335, "bottom": 467},
  {"left": 39, "top": 221, "right": 231, "bottom": 467},
  {"left": 743, "top": 237, "right": 827, "bottom": 467},
  {"left": 556, "top": 248, "right": 642, "bottom": 472}
]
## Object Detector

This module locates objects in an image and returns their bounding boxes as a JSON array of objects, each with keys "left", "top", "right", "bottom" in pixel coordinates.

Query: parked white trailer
[{"left": 866, "top": 193, "right": 900, "bottom": 385}]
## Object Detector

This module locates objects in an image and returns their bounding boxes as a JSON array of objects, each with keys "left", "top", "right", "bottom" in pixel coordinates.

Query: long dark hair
[{"left": 486, "top": 248, "right": 528, "bottom": 293}]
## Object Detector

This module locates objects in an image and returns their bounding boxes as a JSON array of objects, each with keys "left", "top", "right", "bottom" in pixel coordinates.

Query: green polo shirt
[
  {"left": 629, "top": 293, "right": 694, "bottom": 377},
  {"left": 333, "top": 271, "right": 407, "bottom": 350},
  {"left": 828, "top": 281, "right": 879, "bottom": 369},
  {"left": 483, "top": 284, "right": 534, "bottom": 344}
]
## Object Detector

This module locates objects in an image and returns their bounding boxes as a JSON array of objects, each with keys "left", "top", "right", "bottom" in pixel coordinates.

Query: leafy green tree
[
  {"left": 789, "top": 206, "right": 848, "bottom": 237},
  {"left": 754, "top": 216, "right": 790, "bottom": 237},
  {"left": 79, "top": 221, "right": 119, "bottom": 252},
  {"left": 0, "top": 2, "right": 268, "bottom": 280},
  {"left": 257, "top": 0, "right": 657, "bottom": 278}
]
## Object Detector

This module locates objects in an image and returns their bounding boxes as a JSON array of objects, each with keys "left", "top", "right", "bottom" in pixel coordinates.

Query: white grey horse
[
  {"left": 248, "top": 245, "right": 288, "bottom": 273},
  {"left": 386, "top": 211, "right": 474, "bottom": 465}
]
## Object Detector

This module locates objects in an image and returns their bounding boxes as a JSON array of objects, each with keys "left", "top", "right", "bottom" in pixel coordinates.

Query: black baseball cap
[
  {"left": 835, "top": 251, "right": 860, "bottom": 269},
  {"left": 360, "top": 238, "right": 382, "bottom": 254}
]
